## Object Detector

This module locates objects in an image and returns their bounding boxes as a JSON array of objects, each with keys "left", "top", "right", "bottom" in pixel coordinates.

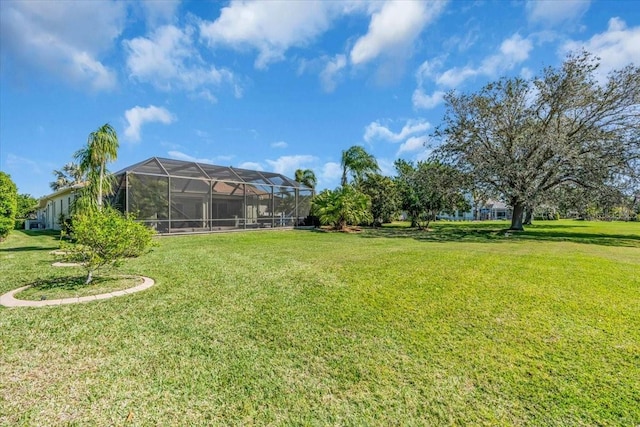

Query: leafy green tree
[
  {"left": 341, "top": 145, "right": 379, "bottom": 187},
  {"left": 395, "top": 160, "right": 470, "bottom": 230},
  {"left": 311, "top": 185, "right": 372, "bottom": 231},
  {"left": 74, "top": 123, "right": 119, "bottom": 210},
  {"left": 0, "top": 172, "right": 18, "bottom": 240},
  {"left": 16, "top": 194, "right": 38, "bottom": 219},
  {"left": 13, "top": 194, "right": 39, "bottom": 229},
  {"left": 435, "top": 52, "right": 640, "bottom": 230},
  {"left": 294, "top": 168, "right": 317, "bottom": 189},
  {"left": 62, "top": 207, "right": 155, "bottom": 284},
  {"left": 359, "top": 173, "right": 400, "bottom": 226}
]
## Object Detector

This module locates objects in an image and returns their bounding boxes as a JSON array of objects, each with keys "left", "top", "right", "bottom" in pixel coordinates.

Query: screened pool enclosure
[{"left": 110, "top": 157, "right": 314, "bottom": 234}]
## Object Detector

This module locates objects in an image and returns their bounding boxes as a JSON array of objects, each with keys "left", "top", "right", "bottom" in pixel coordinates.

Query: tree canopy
[
  {"left": 435, "top": 52, "right": 640, "bottom": 230},
  {"left": 359, "top": 173, "right": 400, "bottom": 226},
  {"left": 395, "top": 160, "right": 470, "bottom": 229},
  {"left": 0, "top": 172, "right": 18, "bottom": 240}
]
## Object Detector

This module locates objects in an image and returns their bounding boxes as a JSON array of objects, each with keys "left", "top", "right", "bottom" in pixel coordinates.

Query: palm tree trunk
[{"left": 98, "top": 163, "right": 104, "bottom": 209}]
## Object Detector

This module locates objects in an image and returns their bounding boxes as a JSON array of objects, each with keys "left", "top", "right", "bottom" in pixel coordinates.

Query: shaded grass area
[
  {"left": 365, "top": 219, "right": 640, "bottom": 247},
  {"left": 1, "top": 221, "right": 639, "bottom": 425},
  {"left": 17, "top": 275, "right": 142, "bottom": 301}
]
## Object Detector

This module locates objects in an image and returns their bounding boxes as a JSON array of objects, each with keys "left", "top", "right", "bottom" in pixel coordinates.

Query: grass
[{"left": 1, "top": 220, "right": 639, "bottom": 425}]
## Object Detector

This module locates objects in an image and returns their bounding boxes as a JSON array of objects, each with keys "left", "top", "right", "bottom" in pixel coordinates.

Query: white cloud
[
  {"left": 168, "top": 150, "right": 235, "bottom": 166},
  {"left": 265, "top": 155, "right": 317, "bottom": 176},
  {"left": 238, "top": 162, "right": 264, "bottom": 171},
  {"left": 412, "top": 89, "right": 445, "bottom": 109},
  {"left": 199, "top": 1, "right": 343, "bottom": 69},
  {"left": 320, "top": 54, "right": 347, "bottom": 92},
  {"left": 124, "top": 105, "right": 175, "bottom": 142},
  {"left": 435, "top": 33, "right": 533, "bottom": 88},
  {"left": 124, "top": 25, "right": 236, "bottom": 96},
  {"left": 562, "top": 18, "right": 640, "bottom": 79},
  {"left": 271, "top": 141, "right": 288, "bottom": 149},
  {"left": 397, "top": 136, "right": 426, "bottom": 155},
  {"left": 139, "top": 0, "right": 180, "bottom": 26},
  {"left": 0, "top": 0, "right": 124, "bottom": 90},
  {"left": 318, "top": 161, "right": 342, "bottom": 189},
  {"left": 6, "top": 154, "right": 43, "bottom": 174},
  {"left": 526, "top": 0, "right": 590, "bottom": 26},
  {"left": 350, "top": 1, "right": 446, "bottom": 65},
  {"left": 364, "top": 119, "right": 431, "bottom": 143}
]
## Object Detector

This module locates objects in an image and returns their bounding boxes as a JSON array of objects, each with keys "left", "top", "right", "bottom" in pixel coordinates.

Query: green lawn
[{"left": 1, "top": 220, "right": 639, "bottom": 425}]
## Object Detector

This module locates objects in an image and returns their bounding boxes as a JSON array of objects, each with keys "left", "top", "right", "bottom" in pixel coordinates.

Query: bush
[
  {"left": 311, "top": 186, "right": 372, "bottom": 231},
  {"left": 62, "top": 207, "right": 155, "bottom": 284},
  {"left": 14, "top": 219, "right": 25, "bottom": 230},
  {"left": 0, "top": 172, "right": 18, "bottom": 240}
]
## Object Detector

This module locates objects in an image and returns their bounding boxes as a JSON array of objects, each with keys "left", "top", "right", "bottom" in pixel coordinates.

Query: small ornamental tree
[
  {"left": 0, "top": 172, "right": 18, "bottom": 240},
  {"left": 62, "top": 206, "right": 155, "bottom": 284}
]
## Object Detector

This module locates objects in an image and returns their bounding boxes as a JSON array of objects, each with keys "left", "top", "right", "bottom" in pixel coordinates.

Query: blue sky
[{"left": 1, "top": 0, "right": 638, "bottom": 198}]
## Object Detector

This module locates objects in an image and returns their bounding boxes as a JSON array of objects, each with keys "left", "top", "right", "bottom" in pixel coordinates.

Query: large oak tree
[{"left": 435, "top": 52, "right": 640, "bottom": 230}]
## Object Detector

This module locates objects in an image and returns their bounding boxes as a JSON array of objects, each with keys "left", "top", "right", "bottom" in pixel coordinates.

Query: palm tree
[
  {"left": 50, "top": 162, "right": 84, "bottom": 191},
  {"left": 74, "top": 123, "right": 119, "bottom": 210},
  {"left": 294, "top": 168, "right": 317, "bottom": 189},
  {"left": 340, "top": 145, "right": 379, "bottom": 187}
]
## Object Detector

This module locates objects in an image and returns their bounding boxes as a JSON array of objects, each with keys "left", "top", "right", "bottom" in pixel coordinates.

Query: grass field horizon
[{"left": 1, "top": 220, "right": 639, "bottom": 425}]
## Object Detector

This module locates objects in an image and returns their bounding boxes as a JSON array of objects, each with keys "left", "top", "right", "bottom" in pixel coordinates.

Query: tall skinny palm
[
  {"left": 294, "top": 168, "right": 317, "bottom": 189},
  {"left": 74, "top": 123, "right": 119, "bottom": 210},
  {"left": 340, "top": 145, "right": 379, "bottom": 187}
]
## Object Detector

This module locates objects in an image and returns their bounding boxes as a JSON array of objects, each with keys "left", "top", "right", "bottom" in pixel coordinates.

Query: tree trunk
[
  {"left": 85, "top": 270, "right": 93, "bottom": 285},
  {"left": 523, "top": 205, "right": 533, "bottom": 225},
  {"left": 98, "top": 163, "right": 104, "bottom": 210},
  {"left": 510, "top": 202, "right": 525, "bottom": 231}
]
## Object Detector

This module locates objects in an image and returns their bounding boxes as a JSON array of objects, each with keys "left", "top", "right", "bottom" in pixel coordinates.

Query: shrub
[
  {"left": 0, "top": 172, "right": 18, "bottom": 240},
  {"left": 62, "top": 207, "right": 155, "bottom": 284},
  {"left": 311, "top": 185, "right": 372, "bottom": 231}
]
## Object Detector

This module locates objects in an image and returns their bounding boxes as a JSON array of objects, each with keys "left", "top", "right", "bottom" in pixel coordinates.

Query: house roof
[
  {"left": 38, "top": 183, "right": 85, "bottom": 208},
  {"left": 112, "top": 157, "right": 311, "bottom": 190}
]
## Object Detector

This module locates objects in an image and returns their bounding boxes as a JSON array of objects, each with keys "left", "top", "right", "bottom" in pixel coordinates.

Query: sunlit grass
[{"left": 1, "top": 221, "right": 639, "bottom": 425}]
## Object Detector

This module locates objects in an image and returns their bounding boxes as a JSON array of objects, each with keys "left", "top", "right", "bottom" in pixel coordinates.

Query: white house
[{"left": 34, "top": 184, "right": 84, "bottom": 230}]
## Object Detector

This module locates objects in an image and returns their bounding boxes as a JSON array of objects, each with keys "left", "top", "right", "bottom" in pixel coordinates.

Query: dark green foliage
[
  {"left": 13, "top": 194, "right": 39, "bottom": 229},
  {"left": 395, "top": 160, "right": 470, "bottom": 229},
  {"left": 311, "top": 185, "right": 372, "bottom": 230},
  {"left": 0, "top": 172, "right": 18, "bottom": 239},
  {"left": 62, "top": 206, "right": 155, "bottom": 283},
  {"left": 16, "top": 194, "right": 38, "bottom": 219},
  {"left": 359, "top": 173, "right": 400, "bottom": 226}
]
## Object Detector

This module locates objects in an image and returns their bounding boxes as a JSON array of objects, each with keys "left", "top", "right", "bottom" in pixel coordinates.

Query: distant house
[
  {"left": 437, "top": 198, "right": 513, "bottom": 221},
  {"left": 34, "top": 184, "right": 84, "bottom": 230},
  {"left": 478, "top": 200, "right": 512, "bottom": 220}
]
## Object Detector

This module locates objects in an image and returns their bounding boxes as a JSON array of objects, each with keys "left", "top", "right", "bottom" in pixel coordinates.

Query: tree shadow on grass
[
  {"left": 0, "top": 230, "right": 61, "bottom": 253},
  {"left": 360, "top": 222, "right": 640, "bottom": 248},
  {"left": 26, "top": 275, "right": 103, "bottom": 291},
  {"left": 0, "top": 246, "right": 57, "bottom": 253}
]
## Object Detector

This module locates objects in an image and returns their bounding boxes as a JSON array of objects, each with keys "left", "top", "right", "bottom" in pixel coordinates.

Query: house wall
[{"left": 36, "top": 192, "right": 76, "bottom": 230}]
